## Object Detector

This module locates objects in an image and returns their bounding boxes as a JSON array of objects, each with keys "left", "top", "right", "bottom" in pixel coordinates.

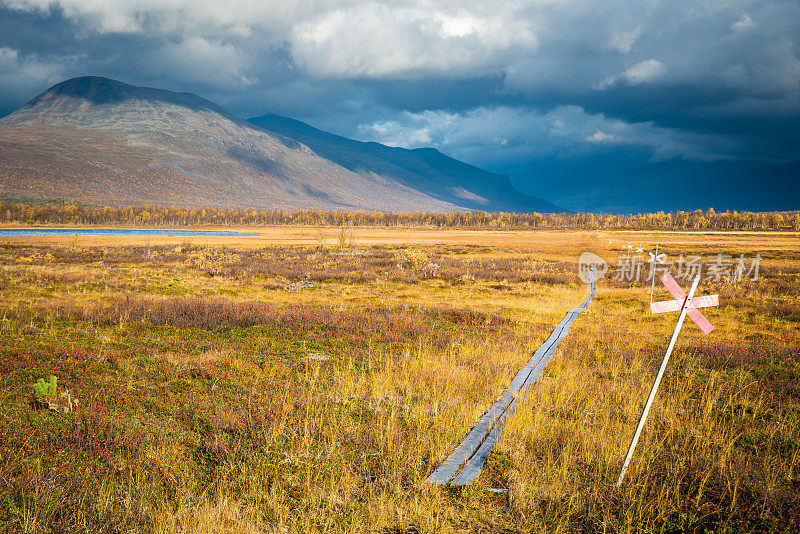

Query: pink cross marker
[
  {"left": 618, "top": 273, "right": 721, "bottom": 486},
  {"left": 650, "top": 273, "right": 718, "bottom": 334}
]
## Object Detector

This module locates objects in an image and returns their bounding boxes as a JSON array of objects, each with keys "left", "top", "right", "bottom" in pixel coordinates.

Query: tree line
[{"left": 2, "top": 202, "right": 798, "bottom": 230}]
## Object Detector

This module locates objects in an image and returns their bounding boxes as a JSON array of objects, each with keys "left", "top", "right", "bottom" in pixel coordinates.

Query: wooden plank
[
  {"left": 425, "top": 398, "right": 510, "bottom": 484},
  {"left": 450, "top": 396, "right": 521, "bottom": 485},
  {"left": 427, "top": 275, "right": 596, "bottom": 485}
]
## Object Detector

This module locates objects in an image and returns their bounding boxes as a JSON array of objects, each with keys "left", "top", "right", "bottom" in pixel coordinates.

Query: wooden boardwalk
[{"left": 426, "top": 274, "right": 596, "bottom": 486}]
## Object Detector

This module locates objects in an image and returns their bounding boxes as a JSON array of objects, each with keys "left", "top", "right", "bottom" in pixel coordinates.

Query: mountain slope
[
  {"left": 247, "top": 114, "right": 559, "bottom": 213},
  {"left": 519, "top": 157, "right": 800, "bottom": 213},
  {"left": 0, "top": 76, "right": 558, "bottom": 213},
  {"left": 505, "top": 154, "right": 800, "bottom": 213}
]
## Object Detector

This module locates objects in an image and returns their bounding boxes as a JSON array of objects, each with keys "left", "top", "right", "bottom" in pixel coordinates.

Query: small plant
[
  {"left": 184, "top": 244, "right": 235, "bottom": 275},
  {"left": 33, "top": 375, "right": 58, "bottom": 402},
  {"left": 315, "top": 227, "right": 328, "bottom": 249},
  {"left": 407, "top": 249, "right": 429, "bottom": 272},
  {"left": 395, "top": 248, "right": 438, "bottom": 277},
  {"left": 337, "top": 224, "right": 354, "bottom": 249},
  {"left": 31, "top": 374, "right": 76, "bottom": 412}
]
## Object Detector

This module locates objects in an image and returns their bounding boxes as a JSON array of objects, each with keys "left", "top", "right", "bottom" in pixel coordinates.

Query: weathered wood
[
  {"left": 425, "top": 395, "right": 513, "bottom": 484},
  {"left": 450, "top": 395, "right": 521, "bottom": 485},
  {"left": 427, "top": 271, "right": 595, "bottom": 485}
]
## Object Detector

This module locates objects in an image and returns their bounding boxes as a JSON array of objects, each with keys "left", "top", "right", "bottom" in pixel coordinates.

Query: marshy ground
[{"left": 0, "top": 228, "right": 798, "bottom": 532}]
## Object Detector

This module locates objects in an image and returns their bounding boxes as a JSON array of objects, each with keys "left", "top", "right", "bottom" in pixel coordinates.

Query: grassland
[{"left": 0, "top": 228, "right": 798, "bottom": 533}]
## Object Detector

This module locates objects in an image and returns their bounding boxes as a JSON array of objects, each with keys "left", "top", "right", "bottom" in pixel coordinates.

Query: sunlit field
[{"left": 1, "top": 228, "right": 798, "bottom": 533}]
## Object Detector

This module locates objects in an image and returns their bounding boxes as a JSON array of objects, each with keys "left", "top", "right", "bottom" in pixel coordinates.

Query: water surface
[{"left": 0, "top": 228, "right": 262, "bottom": 237}]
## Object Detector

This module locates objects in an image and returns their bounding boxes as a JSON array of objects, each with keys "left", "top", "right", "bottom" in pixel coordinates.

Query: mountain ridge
[
  {"left": 511, "top": 156, "right": 800, "bottom": 214},
  {"left": 248, "top": 113, "right": 555, "bottom": 214},
  {"left": 0, "top": 76, "right": 560, "bottom": 213}
]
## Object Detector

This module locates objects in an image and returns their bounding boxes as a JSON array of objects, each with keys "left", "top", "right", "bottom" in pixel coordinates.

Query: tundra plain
[{"left": 0, "top": 227, "right": 798, "bottom": 533}]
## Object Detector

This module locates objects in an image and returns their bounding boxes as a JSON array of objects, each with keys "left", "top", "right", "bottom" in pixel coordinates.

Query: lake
[{"left": 0, "top": 228, "right": 262, "bottom": 237}]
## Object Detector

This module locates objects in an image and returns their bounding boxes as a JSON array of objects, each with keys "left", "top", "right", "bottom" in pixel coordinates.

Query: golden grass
[
  {"left": 4, "top": 225, "right": 799, "bottom": 252},
  {"left": 0, "top": 229, "right": 798, "bottom": 532}
]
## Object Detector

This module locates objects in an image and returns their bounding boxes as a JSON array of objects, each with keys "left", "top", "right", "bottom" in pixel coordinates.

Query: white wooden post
[{"left": 616, "top": 274, "right": 700, "bottom": 487}]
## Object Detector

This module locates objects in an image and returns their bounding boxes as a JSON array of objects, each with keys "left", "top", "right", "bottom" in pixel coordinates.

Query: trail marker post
[
  {"left": 650, "top": 272, "right": 718, "bottom": 334},
  {"left": 616, "top": 273, "right": 718, "bottom": 487}
]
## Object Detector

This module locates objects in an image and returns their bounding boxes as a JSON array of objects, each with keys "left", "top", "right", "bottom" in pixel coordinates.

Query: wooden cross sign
[{"left": 649, "top": 272, "right": 718, "bottom": 334}]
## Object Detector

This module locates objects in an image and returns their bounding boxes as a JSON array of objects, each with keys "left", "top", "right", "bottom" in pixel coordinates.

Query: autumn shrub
[{"left": 31, "top": 296, "right": 516, "bottom": 347}]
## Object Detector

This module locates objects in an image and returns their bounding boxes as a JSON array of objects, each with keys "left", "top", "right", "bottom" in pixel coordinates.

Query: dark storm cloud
[{"left": 0, "top": 0, "right": 798, "bottom": 189}]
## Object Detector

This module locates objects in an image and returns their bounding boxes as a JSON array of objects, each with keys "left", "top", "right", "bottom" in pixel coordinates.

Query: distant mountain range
[
  {"left": 511, "top": 156, "right": 800, "bottom": 213},
  {"left": 0, "top": 76, "right": 559, "bottom": 213}
]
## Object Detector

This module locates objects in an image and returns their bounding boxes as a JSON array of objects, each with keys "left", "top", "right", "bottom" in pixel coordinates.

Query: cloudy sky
[{"left": 1, "top": 0, "right": 798, "bottom": 200}]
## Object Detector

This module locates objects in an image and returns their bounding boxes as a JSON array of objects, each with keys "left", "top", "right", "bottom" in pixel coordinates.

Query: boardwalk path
[{"left": 426, "top": 274, "right": 596, "bottom": 486}]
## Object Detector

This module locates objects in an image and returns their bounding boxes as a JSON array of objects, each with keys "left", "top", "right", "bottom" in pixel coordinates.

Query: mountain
[
  {"left": 0, "top": 76, "right": 559, "bottom": 213},
  {"left": 247, "top": 114, "right": 558, "bottom": 213},
  {"left": 561, "top": 159, "right": 800, "bottom": 213},
  {"left": 508, "top": 156, "right": 800, "bottom": 214}
]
